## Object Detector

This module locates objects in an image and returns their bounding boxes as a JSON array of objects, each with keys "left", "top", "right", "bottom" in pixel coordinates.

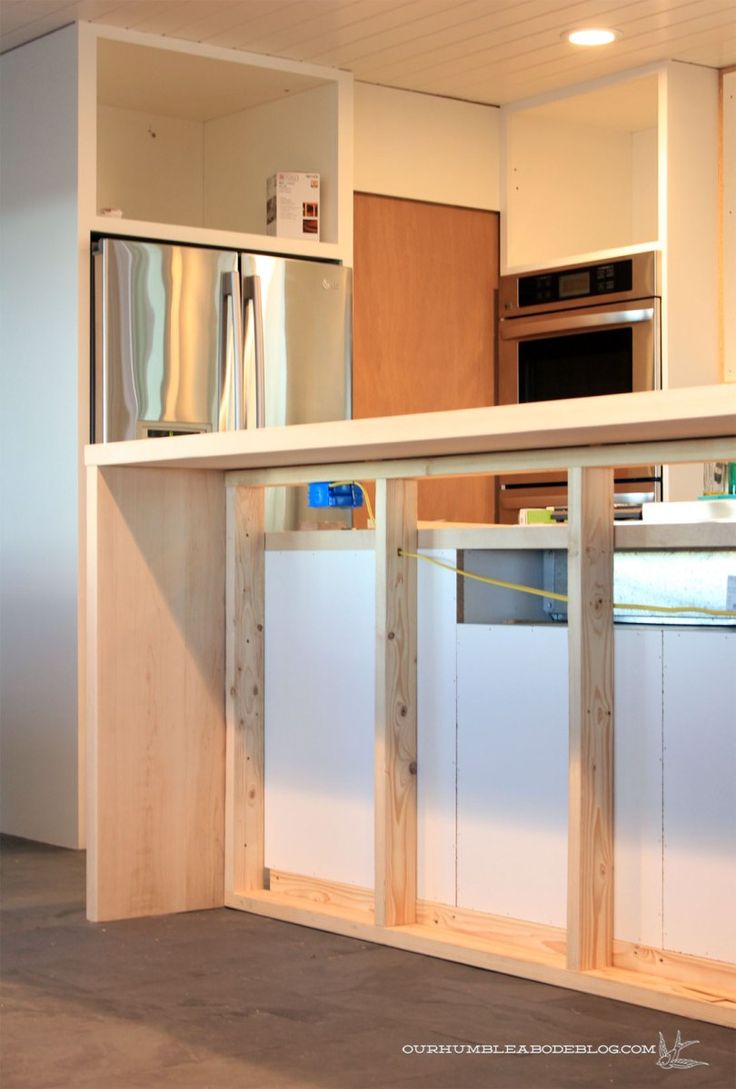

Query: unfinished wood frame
[
  {"left": 225, "top": 486, "right": 266, "bottom": 899},
  {"left": 86, "top": 419, "right": 736, "bottom": 1028},
  {"left": 566, "top": 467, "right": 615, "bottom": 971},
  {"left": 374, "top": 479, "right": 418, "bottom": 927}
]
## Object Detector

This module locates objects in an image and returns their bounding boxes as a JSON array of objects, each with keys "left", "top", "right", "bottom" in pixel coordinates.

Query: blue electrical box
[{"left": 308, "top": 482, "right": 364, "bottom": 509}]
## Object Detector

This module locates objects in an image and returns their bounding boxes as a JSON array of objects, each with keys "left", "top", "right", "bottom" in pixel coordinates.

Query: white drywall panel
[
  {"left": 263, "top": 546, "right": 459, "bottom": 895},
  {"left": 264, "top": 549, "right": 375, "bottom": 887},
  {"left": 354, "top": 82, "right": 499, "bottom": 210},
  {"left": 662, "top": 629, "right": 736, "bottom": 962},
  {"left": 204, "top": 83, "right": 338, "bottom": 242},
  {"left": 417, "top": 551, "right": 457, "bottom": 904},
  {"left": 456, "top": 625, "right": 569, "bottom": 926},
  {"left": 97, "top": 105, "right": 205, "bottom": 226},
  {"left": 0, "top": 27, "right": 80, "bottom": 847},
  {"left": 613, "top": 628, "right": 663, "bottom": 947},
  {"left": 505, "top": 114, "right": 634, "bottom": 269}
]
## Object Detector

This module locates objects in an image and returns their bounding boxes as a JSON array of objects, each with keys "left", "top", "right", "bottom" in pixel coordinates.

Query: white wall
[
  {"left": 97, "top": 105, "right": 205, "bottom": 226},
  {"left": 505, "top": 114, "right": 642, "bottom": 269},
  {"left": 205, "top": 83, "right": 339, "bottom": 242},
  {"left": 631, "top": 127, "right": 658, "bottom": 245},
  {"left": 0, "top": 27, "right": 81, "bottom": 848},
  {"left": 662, "top": 62, "right": 720, "bottom": 501},
  {"left": 354, "top": 82, "right": 499, "bottom": 209},
  {"left": 663, "top": 63, "right": 720, "bottom": 392}
]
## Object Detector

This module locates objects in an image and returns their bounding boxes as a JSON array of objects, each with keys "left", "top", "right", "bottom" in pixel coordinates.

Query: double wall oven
[{"left": 496, "top": 251, "right": 661, "bottom": 523}]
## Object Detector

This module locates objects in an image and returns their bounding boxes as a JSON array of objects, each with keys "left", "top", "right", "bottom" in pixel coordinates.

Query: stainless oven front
[{"left": 496, "top": 252, "right": 662, "bottom": 522}]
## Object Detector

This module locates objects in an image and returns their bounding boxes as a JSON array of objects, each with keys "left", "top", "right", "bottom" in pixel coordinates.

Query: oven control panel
[{"left": 517, "top": 259, "right": 633, "bottom": 307}]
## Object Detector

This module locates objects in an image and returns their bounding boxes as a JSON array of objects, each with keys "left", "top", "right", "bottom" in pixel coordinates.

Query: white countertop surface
[{"left": 85, "top": 384, "right": 736, "bottom": 472}]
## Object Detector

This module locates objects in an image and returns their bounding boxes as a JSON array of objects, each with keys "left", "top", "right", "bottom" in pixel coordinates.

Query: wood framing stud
[
  {"left": 374, "top": 478, "right": 418, "bottom": 927},
  {"left": 567, "top": 466, "right": 615, "bottom": 972},
  {"left": 225, "top": 486, "right": 266, "bottom": 896}
]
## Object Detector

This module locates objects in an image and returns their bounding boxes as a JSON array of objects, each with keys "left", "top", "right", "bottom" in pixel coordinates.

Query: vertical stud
[
  {"left": 374, "top": 478, "right": 418, "bottom": 927},
  {"left": 567, "top": 467, "right": 614, "bottom": 970},
  {"left": 226, "top": 485, "right": 266, "bottom": 898}
]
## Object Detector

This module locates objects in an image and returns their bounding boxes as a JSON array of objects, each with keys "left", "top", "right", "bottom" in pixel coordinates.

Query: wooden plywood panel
[
  {"left": 662, "top": 630, "right": 736, "bottom": 963},
  {"left": 353, "top": 193, "right": 498, "bottom": 524},
  {"left": 87, "top": 466, "right": 226, "bottom": 921},
  {"left": 417, "top": 550, "right": 457, "bottom": 904},
  {"left": 613, "top": 628, "right": 663, "bottom": 948},
  {"left": 456, "top": 625, "right": 569, "bottom": 927},
  {"left": 263, "top": 549, "right": 375, "bottom": 888}
]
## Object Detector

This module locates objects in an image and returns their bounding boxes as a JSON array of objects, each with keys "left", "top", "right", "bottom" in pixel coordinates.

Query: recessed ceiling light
[{"left": 566, "top": 28, "right": 618, "bottom": 46}]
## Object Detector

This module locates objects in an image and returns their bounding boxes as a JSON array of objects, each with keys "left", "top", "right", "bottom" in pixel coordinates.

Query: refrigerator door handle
[
  {"left": 221, "top": 271, "right": 245, "bottom": 430},
  {"left": 243, "top": 274, "right": 266, "bottom": 428}
]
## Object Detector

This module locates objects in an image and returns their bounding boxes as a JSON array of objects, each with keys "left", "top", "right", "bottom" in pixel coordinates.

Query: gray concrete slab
[{"left": 1, "top": 836, "right": 734, "bottom": 1088}]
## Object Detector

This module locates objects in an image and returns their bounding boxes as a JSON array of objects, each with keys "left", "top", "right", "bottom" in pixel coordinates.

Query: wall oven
[{"left": 497, "top": 251, "right": 661, "bottom": 523}]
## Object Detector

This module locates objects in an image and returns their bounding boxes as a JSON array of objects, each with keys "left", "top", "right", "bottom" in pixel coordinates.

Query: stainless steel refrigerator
[{"left": 94, "top": 237, "right": 352, "bottom": 528}]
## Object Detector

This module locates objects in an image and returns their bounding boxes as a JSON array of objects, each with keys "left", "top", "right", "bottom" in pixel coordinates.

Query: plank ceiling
[{"left": 1, "top": 0, "right": 735, "bottom": 105}]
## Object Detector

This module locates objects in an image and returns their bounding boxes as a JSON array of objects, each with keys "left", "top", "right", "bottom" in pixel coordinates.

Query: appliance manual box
[{"left": 266, "top": 173, "right": 320, "bottom": 240}]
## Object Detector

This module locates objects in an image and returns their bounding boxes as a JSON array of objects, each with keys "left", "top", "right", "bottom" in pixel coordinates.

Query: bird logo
[{"left": 656, "top": 1030, "right": 709, "bottom": 1070}]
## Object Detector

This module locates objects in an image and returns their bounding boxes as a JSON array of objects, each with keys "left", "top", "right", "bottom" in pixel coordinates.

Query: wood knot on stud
[{"left": 409, "top": 761, "right": 417, "bottom": 775}]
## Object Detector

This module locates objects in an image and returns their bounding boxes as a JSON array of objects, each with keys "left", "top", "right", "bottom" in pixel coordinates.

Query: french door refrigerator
[{"left": 93, "top": 237, "right": 352, "bottom": 528}]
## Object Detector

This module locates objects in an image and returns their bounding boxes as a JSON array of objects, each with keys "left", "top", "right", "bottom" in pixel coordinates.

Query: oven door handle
[{"left": 499, "top": 306, "right": 655, "bottom": 340}]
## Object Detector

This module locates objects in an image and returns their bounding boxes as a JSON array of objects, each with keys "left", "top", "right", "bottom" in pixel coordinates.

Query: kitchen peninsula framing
[{"left": 85, "top": 386, "right": 736, "bottom": 1027}]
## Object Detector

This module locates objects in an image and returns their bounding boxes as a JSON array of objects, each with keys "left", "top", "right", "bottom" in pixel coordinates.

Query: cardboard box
[{"left": 266, "top": 172, "right": 320, "bottom": 239}]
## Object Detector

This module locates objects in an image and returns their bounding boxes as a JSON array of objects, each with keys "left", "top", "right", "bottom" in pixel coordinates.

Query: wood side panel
[
  {"left": 353, "top": 193, "right": 498, "bottom": 523},
  {"left": 225, "top": 487, "right": 266, "bottom": 896},
  {"left": 374, "top": 479, "right": 418, "bottom": 926},
  {"left": 87, "top": 466, "right": 226, "bottom": 921},
  {"left": 85, "top": 468, "right": 101, "bottom": 920},
  {"left": 567, "top": 467, "right": 615, "bottom": 970}
]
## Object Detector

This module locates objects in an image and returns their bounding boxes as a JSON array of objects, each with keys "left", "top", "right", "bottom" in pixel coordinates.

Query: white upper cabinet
[
  {"left": 82, "top": 25, "right": 353, "bottom": 262},
  {"left": 500, "top": 61, "right": 720, "bottom": 500},
  {"left": 501, "top": 71, "right": 659, "bottom": 271}
]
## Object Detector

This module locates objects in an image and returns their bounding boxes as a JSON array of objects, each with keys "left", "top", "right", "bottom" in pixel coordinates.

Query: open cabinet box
[{"left": 92, "top": 28, "right": 351, "bottom": 260}]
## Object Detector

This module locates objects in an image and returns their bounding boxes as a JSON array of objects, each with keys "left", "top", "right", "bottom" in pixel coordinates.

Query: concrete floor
[{"left": 1, "top": 835, "right": 733, "bottom": 1089}]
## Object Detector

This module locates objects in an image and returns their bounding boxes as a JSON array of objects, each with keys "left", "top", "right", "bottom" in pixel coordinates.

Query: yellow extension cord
[
  {"left": 328, "top": 480, "right": 735, "bottom": 618},
  {"left": 397, "top": 549, "right": 736, "bottom": 619}
]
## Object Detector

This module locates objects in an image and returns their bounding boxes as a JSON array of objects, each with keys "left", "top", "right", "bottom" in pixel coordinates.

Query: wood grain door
[{"left": 353, "top": 193, "right": 498, "bottom": 523}]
